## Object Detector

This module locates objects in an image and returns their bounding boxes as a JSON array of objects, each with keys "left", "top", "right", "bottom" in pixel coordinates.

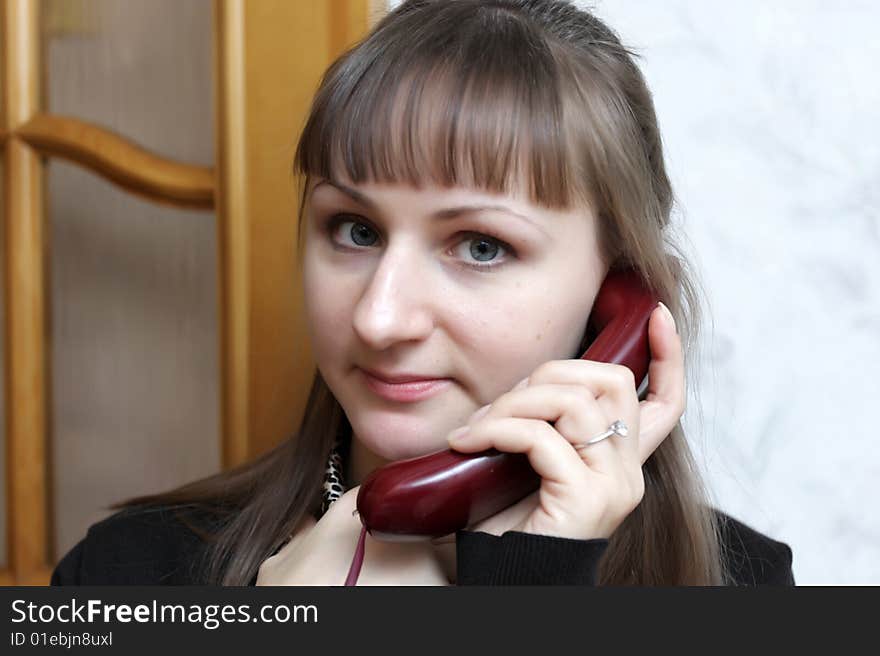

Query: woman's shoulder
[
  {"left": 457, "top": 509, "right": 795, "bottom": 586},
  {"left": 50, "top": 504, "right": 221, "bottom": 586},
  {"left": 713, "top": 509, "right": 795, "bottom": 585}
]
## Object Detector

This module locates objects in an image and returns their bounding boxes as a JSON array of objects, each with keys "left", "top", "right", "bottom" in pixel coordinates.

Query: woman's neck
[{"left": 346, "top": 433, "right": 391, "bottom": 487}]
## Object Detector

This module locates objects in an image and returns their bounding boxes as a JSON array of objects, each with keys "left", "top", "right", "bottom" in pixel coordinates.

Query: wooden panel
[
  {"left": 41, "top": 0, "right": 220, "bottom": 572},
  {"left": 0, "top": 138, "right": 6, "bottom": 570},
  {"left": 0, "top": 566, "right": 51, "bottom": 586},
  {"left": 214, "top": 0, "right": 378, "bottom": 465},
  {"left": 1, "top": 0, "right": 49, "bottom": 583},
  {"left": 47, "top": 160, "right": 220, "bottom": 570},
  {"left": 330, "top": 0, "right": 387, "bottom": 54},
  {"left": 43, "top": 0, "right": 214, "bottom": 167},
  {"left": 17, "top": 113, "right": 214, "bottom": 209}
]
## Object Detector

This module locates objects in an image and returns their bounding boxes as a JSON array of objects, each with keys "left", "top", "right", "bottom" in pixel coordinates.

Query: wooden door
[{"left": 0, "top": 0, "right": 384, "bottom": 586}]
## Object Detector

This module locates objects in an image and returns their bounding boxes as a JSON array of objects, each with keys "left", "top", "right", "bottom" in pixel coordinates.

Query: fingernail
[
  {"left": 658, "top": 301, "right": 677, "bottom": 334},
  {"left": 447, "top": 426, "right": 470, "bottom": 443}
]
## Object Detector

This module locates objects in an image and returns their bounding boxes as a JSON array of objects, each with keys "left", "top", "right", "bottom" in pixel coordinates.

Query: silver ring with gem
[{"left": 574, "top": 419, "right": 629, "bottom": 449}]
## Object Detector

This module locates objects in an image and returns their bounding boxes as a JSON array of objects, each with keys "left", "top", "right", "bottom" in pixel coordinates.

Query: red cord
[{"left": 344, "top": 525, "right": 368, "bottom": 586}]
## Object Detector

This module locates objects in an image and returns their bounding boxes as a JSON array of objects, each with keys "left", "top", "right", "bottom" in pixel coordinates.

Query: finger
[
  {"left": 525, "top": 360, "right": 642, "bottom": 468},
  {"left": 509, "top": 362, "right": 642, "bottom": 468},
  {"left": 527, "top": 359, "right": 640, "bottom": 408},
  {"left": 467, "top": 383, "right": 626, "bottom": 476},
  {"left": 464, "top": 377, "right": 529, "bottom": 424},
  {"left": 637, "top": 302, "right": 685, "bottom": 464},
  {"left": 448, "top": 416, "right": 596, "bottom": 485}
]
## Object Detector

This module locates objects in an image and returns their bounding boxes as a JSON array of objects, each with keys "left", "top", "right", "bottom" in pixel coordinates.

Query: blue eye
[
  {"left": 327, "top": 214, "right": 379, "bottom": 246},
  {"left": 452, "top": 234, "right": 509, "bottom": 271},
  {"left": 343, "top": 220, "right": 378, "bottom": 247},
  {"left": 324, "top": 214, "right": 514, "bottom": 272},
  {"left": 470, "top": 238, "right": 498, "bottom": 262}
]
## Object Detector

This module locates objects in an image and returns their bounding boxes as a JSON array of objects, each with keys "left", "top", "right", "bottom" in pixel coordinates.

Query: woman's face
[{"left": 302, "top": 173, "right": 608, "bottom": 480}]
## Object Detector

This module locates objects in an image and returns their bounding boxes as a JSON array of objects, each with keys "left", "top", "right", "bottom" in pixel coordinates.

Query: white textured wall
[
  {"left": 588, "top": 0, "right": 879, "bottom": 586},
  {"left": 388, "top": 0, "right": 880, "bottom": 584}
]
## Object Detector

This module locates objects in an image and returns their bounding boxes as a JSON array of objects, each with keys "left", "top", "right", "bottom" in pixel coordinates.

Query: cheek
[
  {"left": 458, "top": 282, "right": 586, "bottom": 400},
  {"left": 302, "top": 255, "right": 352, "bottom": 363}
]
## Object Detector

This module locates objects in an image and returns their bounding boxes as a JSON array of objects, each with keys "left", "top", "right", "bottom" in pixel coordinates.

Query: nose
[{"left": 352, "top": 242, "right": 435, "bottom": 351}]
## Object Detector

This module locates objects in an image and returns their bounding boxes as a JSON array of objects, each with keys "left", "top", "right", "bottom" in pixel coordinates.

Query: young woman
[{"left": 51, "top": 0, "right": 793, "bottom": 586}]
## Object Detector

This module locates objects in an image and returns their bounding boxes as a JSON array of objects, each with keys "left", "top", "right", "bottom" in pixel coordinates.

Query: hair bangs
[{"left": 294, "top": 2, "right": 585, "bottom": 211}]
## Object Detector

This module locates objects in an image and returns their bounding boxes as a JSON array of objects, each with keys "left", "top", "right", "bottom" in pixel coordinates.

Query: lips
[
  {"left": 359, "top": 368, "right": 452, "bottom": 403},
  {"left": 361, "top": 368, "right": 446, "bottom": 384}
]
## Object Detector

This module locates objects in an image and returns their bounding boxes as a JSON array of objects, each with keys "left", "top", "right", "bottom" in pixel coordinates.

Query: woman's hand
[
  {"left": 256, "top": 487, "right": 450, "bottom": 586},
  {"left": 448, "top": 302, "right": 684, "bottom": 541}
]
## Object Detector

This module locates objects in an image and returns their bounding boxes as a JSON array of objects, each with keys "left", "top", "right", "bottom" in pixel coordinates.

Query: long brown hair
[{"left": 111, "top": 0, "right": 726, "bottom": 585}]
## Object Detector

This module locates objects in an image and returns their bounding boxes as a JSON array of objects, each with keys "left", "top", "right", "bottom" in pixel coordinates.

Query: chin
[{"left": 350, "top": 412, "right": 449, "bottom": 462}]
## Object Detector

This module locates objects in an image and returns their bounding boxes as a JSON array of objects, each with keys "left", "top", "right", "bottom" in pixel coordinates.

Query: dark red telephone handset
[{"left": 344, "top": 266, "right": 660, "bottom": 584}]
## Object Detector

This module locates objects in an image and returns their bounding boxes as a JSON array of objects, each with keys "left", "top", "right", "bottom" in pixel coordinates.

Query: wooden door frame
[
  {"left": 0, "top": 0, "right": 381, "bottom": 586},
  {"left": 213, "top": 0, "right": 383, "bottom": 467}
]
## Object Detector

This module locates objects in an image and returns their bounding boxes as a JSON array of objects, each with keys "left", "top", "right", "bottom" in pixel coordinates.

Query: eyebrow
[{"left": 312, "top": 179, "right": 549, "bottom": 236}]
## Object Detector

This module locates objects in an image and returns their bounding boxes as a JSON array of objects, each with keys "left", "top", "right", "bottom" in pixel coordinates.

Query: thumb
[{"left": 637, "top": 302, "right": 684, "bottom": 464}]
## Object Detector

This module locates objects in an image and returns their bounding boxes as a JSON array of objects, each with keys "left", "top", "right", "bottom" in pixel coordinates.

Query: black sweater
[{"left": 50, "top": 505, "right": 794, "bottom": 586}]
